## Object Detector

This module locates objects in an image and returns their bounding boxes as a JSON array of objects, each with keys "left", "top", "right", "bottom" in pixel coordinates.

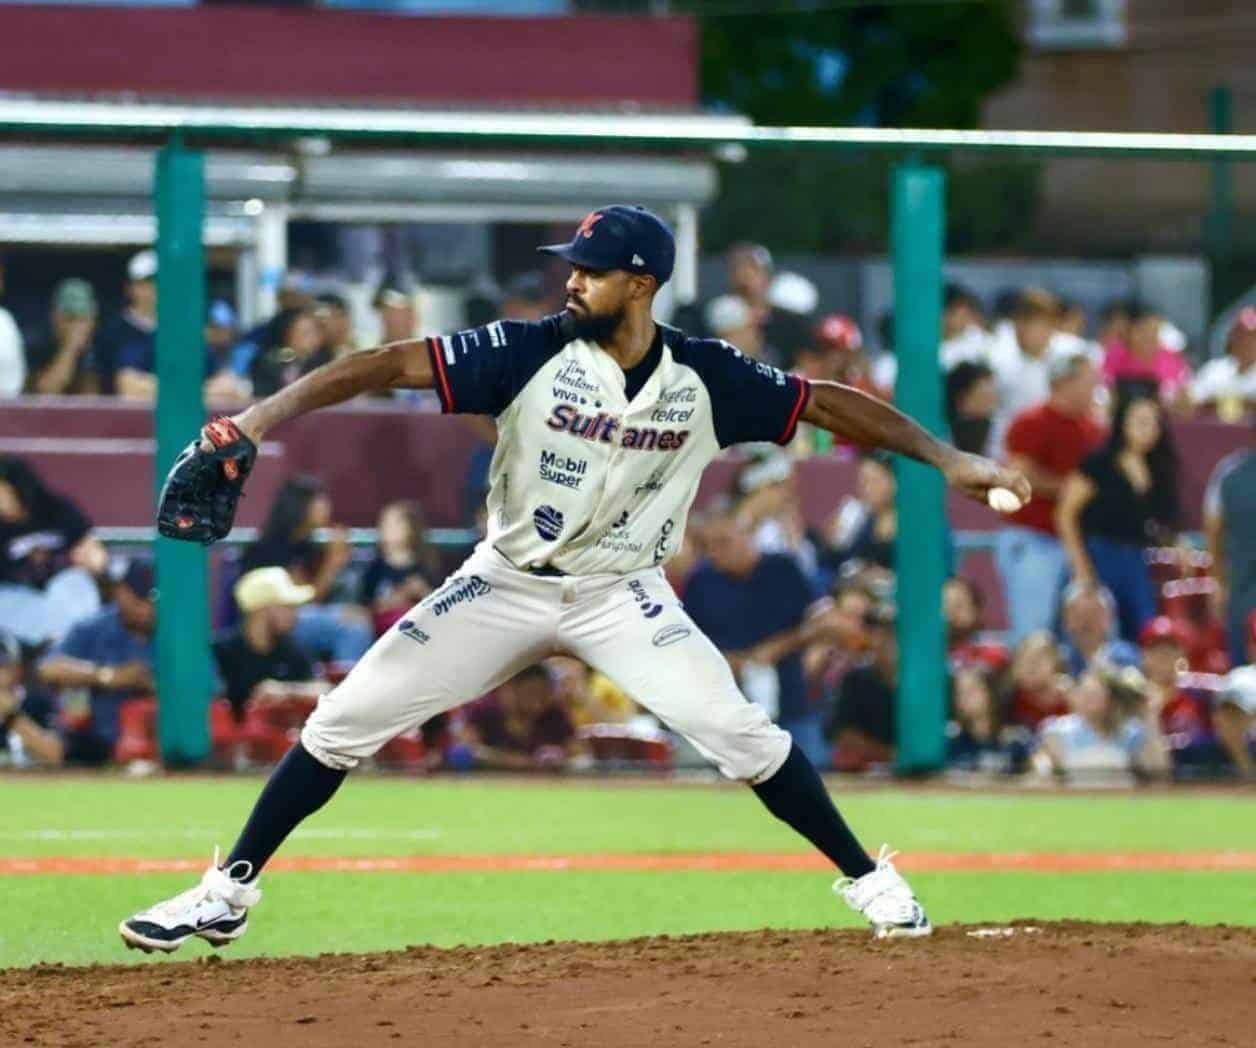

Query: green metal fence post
[
  {"left": 1207, "top": 85, "right": 1234, "bottom": 315},
  {"left": 891, "top": 165, "right": 948, "bottom": 774},
  {"left": 153, "top": 137, "right": 211, "bottom": 766}
]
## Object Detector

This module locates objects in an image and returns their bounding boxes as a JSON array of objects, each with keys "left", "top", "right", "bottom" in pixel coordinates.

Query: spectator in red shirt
[
  {"left": 995, "top": 348, "right": 1103, "bottom": 644},
  {"left": 1000, "top": 631, "right": 1070, "bottom": 732},
  {"left": 459, "top": 665, "right": 582, "bottom": 772},
  {"left": 944, "top": 576, "right": 1008, "bottom": 672},
  {"left": 1138, "top": 616, "right": 1220, "bottom": 772}
]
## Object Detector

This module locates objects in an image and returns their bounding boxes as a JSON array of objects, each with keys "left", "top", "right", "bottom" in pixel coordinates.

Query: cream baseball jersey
[{"left": 425, "top": 313, "right": 810, "bottom": 575}]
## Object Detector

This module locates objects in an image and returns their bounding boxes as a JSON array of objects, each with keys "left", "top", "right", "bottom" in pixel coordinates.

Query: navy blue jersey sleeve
[
  {"left": 673, "top": 337, "right": 810, "bottom": 447},
  {"left": 424, "top": 315, "right": 565, "bottom": 417}
]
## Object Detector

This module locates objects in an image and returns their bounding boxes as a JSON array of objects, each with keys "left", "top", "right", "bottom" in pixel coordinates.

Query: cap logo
[
  {"left": 632, "top": 254, "right": 645, "bottom": 267},
  {"left": 576, "top": 212, "right": 604, "bottom": 239}
]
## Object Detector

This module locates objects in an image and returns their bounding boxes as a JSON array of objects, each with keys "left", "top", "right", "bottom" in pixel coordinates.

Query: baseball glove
[{"left": 156, "top": 416, "right": 257, "bottom": 545}]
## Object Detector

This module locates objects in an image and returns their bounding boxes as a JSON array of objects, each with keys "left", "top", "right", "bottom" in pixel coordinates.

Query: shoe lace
[
  {"left": 146, "top": 847, "right": 253, "bottom": 920},
  {"left": 837, "top": 844, "right": 922, "bottom": 923},
  {"left": 835, "top": 844, "right": 900, "bottom": 895}
]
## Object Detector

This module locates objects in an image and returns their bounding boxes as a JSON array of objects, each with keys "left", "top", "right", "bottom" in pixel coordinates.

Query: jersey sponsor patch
[
  {"left": 649, "top": 385, "right": 697, "bottom": 424},
  {"left": 628, "top": 579, "right": 664, "bottom": 619},
  {"left": 539, "top": 450, "right": 588, "bottom": 490},
  {"left": 597, "top": 510, "right": 645, "bottom": 555},
  {"left": 396, "top": 619, "right": 431, "bottom": 645},
  {"left": 652, "top": 624, "right": 691, "bottom": 648},
  {"left": 552, "top": 359, "right": 600, "bottom": 398},
  {"left": 545, "top": 404, "right": 691, "bottom": 452},
  {"left": 533, "top": 505, "right": 565, "bottom": 541},
  {"left": 423, "top": 575, "right": 493, "bottom": 617},
  {"left": 653, "top": 518, "right": 675, "bottom": 565},
  {"left": 729, "top": 344, "right": 789, "bottom": 387},
  {"left": 634, "top": 466, "right": 667, "bottom": 496}
]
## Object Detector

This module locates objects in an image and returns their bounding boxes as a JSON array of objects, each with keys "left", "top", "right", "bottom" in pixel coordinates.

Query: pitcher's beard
[{"left": 566, "top": 305, "right": 626, "bottom": 344}]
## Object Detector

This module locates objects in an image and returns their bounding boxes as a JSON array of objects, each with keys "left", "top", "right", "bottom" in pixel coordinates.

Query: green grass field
[{"left": 1, "top": 775, "right": 1253, "bottom": 969}]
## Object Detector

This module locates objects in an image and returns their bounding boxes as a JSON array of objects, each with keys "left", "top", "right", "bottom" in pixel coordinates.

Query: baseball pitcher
[{"left": 121, "top": 206, "right": 1030, "bottom": 952}]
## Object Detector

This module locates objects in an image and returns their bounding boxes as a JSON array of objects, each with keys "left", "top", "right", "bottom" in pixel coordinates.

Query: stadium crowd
[{"left": 0, "top": 242, "right": 1253, "bottom": 781}]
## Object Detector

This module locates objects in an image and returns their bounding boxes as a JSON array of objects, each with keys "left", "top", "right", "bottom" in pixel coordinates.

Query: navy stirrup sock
[
  {"left": 226, "top": 742, "right": 346, "bottom": 879},
  {"left": 751, "top": 743, "right": 876, "bottom": 879}
]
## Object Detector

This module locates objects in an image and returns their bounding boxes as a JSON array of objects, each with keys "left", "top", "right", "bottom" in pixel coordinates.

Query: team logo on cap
[{"left": 577, "top": 212, "right": 604, "bottom": 239}]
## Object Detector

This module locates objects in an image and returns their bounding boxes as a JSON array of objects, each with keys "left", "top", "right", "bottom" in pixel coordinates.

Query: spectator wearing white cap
[
  {"left": 99, "top": 250, "right": 158, "bottom": 397},
  {"left": 1190, "top": 307, "right": 1256, "bottom": 423},
  {"left": 705, "top": 293, "right": 764, "bottom": 359},
  {"left": 213, "top": 567, "right": 320, "bottom": 722},
  {"left": 111, "top": 255, "right": 248, "bottom": 404},
  {"left": 721, "top": 243, "right": 815, "bottom": 368},
  {"left": 0, "top": 253, "right": 24, "bottom": 398},
  {"left": 24, "top": 279, "right": 100, "bottom": 395}
]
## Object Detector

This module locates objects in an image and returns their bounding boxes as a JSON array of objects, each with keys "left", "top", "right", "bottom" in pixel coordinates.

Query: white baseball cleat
[
  {"left": 836, "top": 845, "right": 932, "bottom": 939},
  {"left": 119, "top": 849, "right": 261, "bottom": 954}
]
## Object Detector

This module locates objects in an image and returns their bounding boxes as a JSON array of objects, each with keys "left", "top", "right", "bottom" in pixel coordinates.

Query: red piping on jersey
[
  {"left": 777, "top": 378, "right": 810, "bottom": 445},
  {"left": 426, "top": 337, "right": 455, "bottom": 413}
]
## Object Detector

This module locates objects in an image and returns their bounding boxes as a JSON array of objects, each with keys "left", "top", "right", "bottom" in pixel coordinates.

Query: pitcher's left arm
[{"left": 802, "top": 381, "right": 1032, "bottom": 506}]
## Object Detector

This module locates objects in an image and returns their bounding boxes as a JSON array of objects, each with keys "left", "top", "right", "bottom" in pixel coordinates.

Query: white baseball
[{"left": 987, "top": 487, "right": 1023, "bottom": 514}]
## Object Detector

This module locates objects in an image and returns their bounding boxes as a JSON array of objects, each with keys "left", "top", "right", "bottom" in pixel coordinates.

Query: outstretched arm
[
  {"left": 231, "top": 339, "right": 434, "bottom": 442},
  {"left": 801, "top": 381, "right": 1032, "bottom": 505}
]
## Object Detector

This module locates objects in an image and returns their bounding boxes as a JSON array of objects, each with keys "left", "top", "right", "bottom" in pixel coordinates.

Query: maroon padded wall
[
  {"left": 2, "top": 399, "right": 1245, "bottom": 531},
  {"left": 0, "top": 6, "right": 697, "bottom": 108}
]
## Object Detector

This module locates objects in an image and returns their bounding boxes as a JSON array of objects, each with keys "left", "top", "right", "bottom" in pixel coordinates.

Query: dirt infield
[{"left": 3, "top": 924, "right": 1253, "bottom": 1047}]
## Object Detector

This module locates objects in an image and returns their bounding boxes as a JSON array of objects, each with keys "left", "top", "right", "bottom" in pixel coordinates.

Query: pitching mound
[{"left": 3, "top": 923, "right": 1253, "bottom": 1047}]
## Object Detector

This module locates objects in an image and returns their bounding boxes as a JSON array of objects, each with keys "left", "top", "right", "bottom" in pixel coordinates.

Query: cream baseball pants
[{"left": 301, "top": 543, "right": 792, "bottom": 783}]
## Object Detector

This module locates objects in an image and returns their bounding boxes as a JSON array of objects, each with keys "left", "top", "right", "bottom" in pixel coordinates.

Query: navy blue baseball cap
[
  {"left": 114, "top": 559, "right": 156, "bottom": 601},
  {"left": 538, "top": 205, "right": 675, "bottom": 285}
]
